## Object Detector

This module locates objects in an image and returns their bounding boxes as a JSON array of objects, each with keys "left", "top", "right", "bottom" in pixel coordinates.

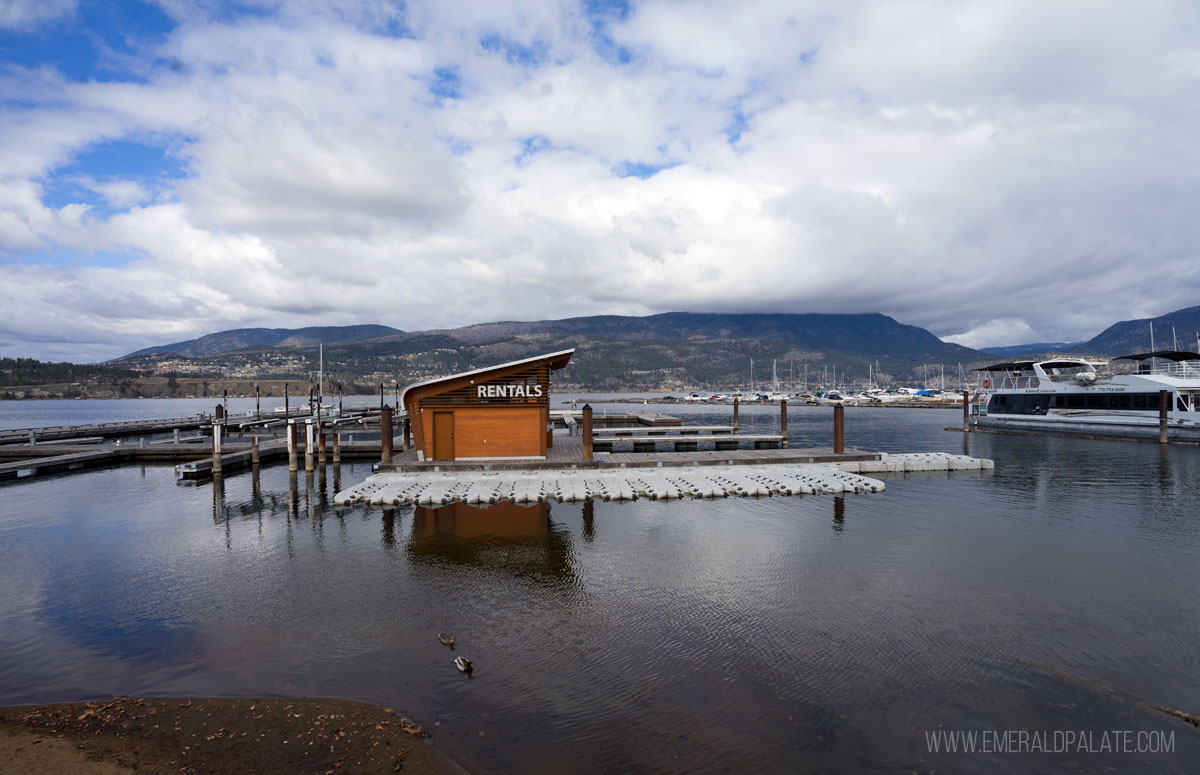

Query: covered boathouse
[{"left": 400, "top": 349, "right": 574, "bottom": 462}]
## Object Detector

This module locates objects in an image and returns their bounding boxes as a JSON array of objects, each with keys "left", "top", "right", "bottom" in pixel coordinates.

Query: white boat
[{"left": 974, "top": 351, "right": 1200, "bottom": 440}]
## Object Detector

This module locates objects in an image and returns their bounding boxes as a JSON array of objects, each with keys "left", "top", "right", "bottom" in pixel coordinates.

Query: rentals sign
[{"left": 477, "top": 383, "right": 543, "bottom": 399}]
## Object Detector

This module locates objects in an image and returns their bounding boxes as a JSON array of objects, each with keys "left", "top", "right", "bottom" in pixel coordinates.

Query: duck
[
  {"left": 438, "top": 633, "right": 455, "bottom": 647},
  {"left": 454, "top": 657, "right": 473, "bottom": 674}
]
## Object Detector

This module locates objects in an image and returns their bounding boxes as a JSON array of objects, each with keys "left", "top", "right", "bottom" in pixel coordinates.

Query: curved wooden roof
[{"left": 400, "top": 348, "right": 575, "bottom": 407}]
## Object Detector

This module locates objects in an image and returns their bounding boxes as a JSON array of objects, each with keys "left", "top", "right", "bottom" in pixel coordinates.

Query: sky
[{"left": 1, "top": 0, "right": 1199, "bottom": 362}]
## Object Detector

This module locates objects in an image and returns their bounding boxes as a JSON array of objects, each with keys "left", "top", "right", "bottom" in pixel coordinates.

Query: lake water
[{"left": 1, "top": 398, "right": 1198, "bottom": 773}]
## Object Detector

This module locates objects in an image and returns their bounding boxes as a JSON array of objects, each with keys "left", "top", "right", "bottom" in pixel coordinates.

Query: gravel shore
[{"left": 0, "top": 697, "right": 460, "bottom": 774}]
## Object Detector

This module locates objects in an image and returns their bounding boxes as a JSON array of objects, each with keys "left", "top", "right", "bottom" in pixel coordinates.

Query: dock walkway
[{"left": 337, "top": 452, "right": 993, "bottom": 506}]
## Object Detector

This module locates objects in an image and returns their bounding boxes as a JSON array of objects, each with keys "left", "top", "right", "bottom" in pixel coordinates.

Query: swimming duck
[
  {"left": 454, "top": 657, "right": 473, "bottom": 674},
  {"left": 438, "top": 633, "right": 455, "bottom": 646}
]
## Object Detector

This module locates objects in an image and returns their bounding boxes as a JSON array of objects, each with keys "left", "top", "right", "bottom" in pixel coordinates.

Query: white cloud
[
  {"left": 2, "top": 0, "right": 1200, "bottom": 360},
  {"left": 0, "top": 0, "right": 75, "bottom": 30}
]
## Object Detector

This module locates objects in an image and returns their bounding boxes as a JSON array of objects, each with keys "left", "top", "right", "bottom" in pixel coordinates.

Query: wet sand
[{"left": 0, "top": 697, "right": 460, "bottom": 774}]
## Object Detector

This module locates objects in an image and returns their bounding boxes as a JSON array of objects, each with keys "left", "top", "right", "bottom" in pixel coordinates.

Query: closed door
[{"left": 432, "top": 411, "right": 454, "bottom": 460}]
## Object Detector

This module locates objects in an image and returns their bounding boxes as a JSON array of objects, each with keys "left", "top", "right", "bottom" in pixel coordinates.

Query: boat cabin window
[{"left": 987, "top": 394, "right": 1050, "bottom": 415}]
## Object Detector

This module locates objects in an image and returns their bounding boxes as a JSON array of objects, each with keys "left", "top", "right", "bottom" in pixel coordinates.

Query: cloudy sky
[{"left": 2, "top": 0, "right": 1198, "bottom": 361}]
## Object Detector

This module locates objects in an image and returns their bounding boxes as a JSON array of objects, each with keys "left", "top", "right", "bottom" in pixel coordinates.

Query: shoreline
[{"left": 0, "top": 696, "right": 464, "bottom": 775}]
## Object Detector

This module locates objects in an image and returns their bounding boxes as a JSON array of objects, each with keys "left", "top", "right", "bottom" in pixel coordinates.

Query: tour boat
[{"left": 973, "top": 351, "right": 1200, "bottom": 440}]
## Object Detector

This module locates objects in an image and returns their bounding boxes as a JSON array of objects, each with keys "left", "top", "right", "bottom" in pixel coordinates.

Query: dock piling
[
  {"left": 733, "top": 397, "right": 739, "bottom": 432},
  {"left": 380, "top": 406, "right": 393, "bottom": 465},
  {"left": 29, "top": 430, "right": 36, "bottom": 446},
  {"left": 1160, "top": 390, "right": 1169, "bottom": 444},
  {"left": 962, "top": 390, "right": 970, "bottom": 432},
  {"left": 333, "top": 432, "right": 341, "bottom": 465},
  {"left": 780, "top": 400, "right": 788, "bottom": 448},
  {"left": 582, "top": 403, "right": 594, "bottom": 461},
  {"left": 287, "top": 420, "right": 298, "bottom": 473},
  {"left": 833, "top": 405, "right": 845, "bottom": 454},
  {"left": 212, "top": 421, "right": 222, "bottom": 476},
  {"left": 318, "top": 431, "right": 327, "bottom": 466},
  {"left": 304, "top": 420, "right": 315, "bottom": 473},
  {"left": 251, "top": 436, "right": 260, "bottom": 467}
]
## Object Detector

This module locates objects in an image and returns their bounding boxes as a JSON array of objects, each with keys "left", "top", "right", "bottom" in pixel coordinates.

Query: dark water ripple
[{"left": 2, "top": 403, "right": 1200, "bottom": 772}]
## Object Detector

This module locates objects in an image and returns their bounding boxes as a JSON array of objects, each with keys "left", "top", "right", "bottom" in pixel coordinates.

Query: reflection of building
[
  {"left": 399, "top": 349, "right": 574, "bottom": 462},
  {"left": 406, "top": 502, "right": 577, "bottom": 582}
]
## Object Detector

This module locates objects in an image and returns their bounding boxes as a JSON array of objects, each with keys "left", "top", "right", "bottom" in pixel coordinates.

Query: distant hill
[
  {"left": 431, "top": 312, "right": 980, "bottom": 362},
  {"left": 123, "top": 325, "right": 404, "bottom": 359},
  {"left": 980, "top": 342, "right": 1083, "bottom": 357},
  {"left": 1071, "top": 305, "right": 1200, "bottom": 355},
  {"left": 117, "top": 312, "right": 989, "bottom": 390}
]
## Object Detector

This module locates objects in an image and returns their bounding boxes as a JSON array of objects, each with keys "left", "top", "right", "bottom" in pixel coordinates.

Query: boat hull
[{"left": 977, "top": 414, "right": 1200, "bottom": 441}]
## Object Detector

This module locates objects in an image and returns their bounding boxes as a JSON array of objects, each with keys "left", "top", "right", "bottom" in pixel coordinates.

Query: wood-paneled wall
[{"left": 417, "top": 405, "right": 545, "bottom": 459}]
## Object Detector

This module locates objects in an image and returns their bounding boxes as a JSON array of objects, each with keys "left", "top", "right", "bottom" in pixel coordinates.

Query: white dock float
[{"left": 334, "top": 453, "right": 992, "bottom": 506}]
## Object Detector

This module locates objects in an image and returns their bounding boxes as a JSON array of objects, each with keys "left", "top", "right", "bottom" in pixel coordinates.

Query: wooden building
[{"left": 400, "top": 349, "right": 574, "bottom": 462}]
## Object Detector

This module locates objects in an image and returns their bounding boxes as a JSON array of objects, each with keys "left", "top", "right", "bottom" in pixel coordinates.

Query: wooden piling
[
  {"left": 212, "top": 421, "right": 222, "bottom": 476},
  {"left": 251, "top": 436, "right": 260, "bottom": 467},
  {"left": 318, "top": 431, "right": 327, "bottom": 465},
  {"left": 1160, "top": 389, "right": 1169, "bottom": 444},
  {"left": 288, "top": 420, "right": 298, "bottom": 473},
  {"left": 402, "top": 418, "right": 411, "bottom": 451},
  {"left": 333, "top": 432, "right": 341, "bottom": 464},
  {"left": 380, "top": 406, "right": 393, "bottom": 464},
  {"left": 304, "top": 420, "right": 314, "bottom": 473},
  {"left": 732, "top": 397, "right": 740, "bottom": 432},
  {"left": 962, "top": 390, "right": 970, "bottom": 432},
  {"left": 582, "top": 403, "right": 594, "bottom": 461},
  {"left": 833, "top": 404, "right": 845, "bottom": 454}
]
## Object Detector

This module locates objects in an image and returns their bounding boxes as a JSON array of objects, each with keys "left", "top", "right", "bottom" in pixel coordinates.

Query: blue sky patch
[
  {"left": 58, "top": 138, "right": 187, "bottom": 180},
  {"left": 583, "top": 0, "right": 634, "bottom": 64},
  {"left": 613, "top": 160, "right": 678, "bottom": 179},
  {"left": 428, "top": 66, "right": 462, "bottom": 99},
  {"left": 480, "top": 33, "right": 550, "bottom": 68},
  {"left": 0, "top": 0, "right": 175, "bottom": 83},
  {"left": 516, "top": 135, "right": 552, "bottom": 164},
  {"left": 724, "top": 110, "right": 748, "bottom": 144}
]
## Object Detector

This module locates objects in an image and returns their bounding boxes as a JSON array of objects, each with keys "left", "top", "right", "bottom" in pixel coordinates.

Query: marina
[{"left": 1, "top": 397, "right": 1197, "bottom": 774}]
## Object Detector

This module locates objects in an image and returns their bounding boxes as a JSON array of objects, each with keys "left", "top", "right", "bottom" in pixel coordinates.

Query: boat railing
[
  {"left": 1110, "top": 361, "right": 1200, "bottom": 379},
  {"left": 982, "top": 374, "right": 1039, "bottom": 390}
]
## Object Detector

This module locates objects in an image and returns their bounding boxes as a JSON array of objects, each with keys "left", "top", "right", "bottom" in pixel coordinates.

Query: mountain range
[
  {"left": 126, "top": 325, "right": 403, "bottom": 358},
  {"left": 1069, "top": 304, "right": 1200, "bottom": 354},
  {"left": 111, "top": 305, "right": 1200, "bottom": 390}
]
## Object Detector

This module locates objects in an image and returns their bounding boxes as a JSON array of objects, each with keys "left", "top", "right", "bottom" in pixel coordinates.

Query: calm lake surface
[{"left": 1, "top": 397, "right": 1199, "bottom": 773}]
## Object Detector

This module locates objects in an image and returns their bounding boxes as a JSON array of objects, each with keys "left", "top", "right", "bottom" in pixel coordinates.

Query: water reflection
[
  {"left": 407, "top": 502, "right": 578, "bottom": 584},
  {"left": 582, "top": 499, "right": 595, "bottom": 542},
  {"left": 832, "top": 495, "right": 845, "bottom": 532},
  {"left": 381, "top": 508, "right": 397, "bottom": 552}
]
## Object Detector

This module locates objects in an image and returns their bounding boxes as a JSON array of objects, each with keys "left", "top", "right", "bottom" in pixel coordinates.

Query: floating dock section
[{"left": 335, "top": 452, "right": 993, "bottom": 506}]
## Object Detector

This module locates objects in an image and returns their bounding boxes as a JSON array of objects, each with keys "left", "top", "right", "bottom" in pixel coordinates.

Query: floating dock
[{"left": 336, "top": 452, "right": 993, "bottom": 506}]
